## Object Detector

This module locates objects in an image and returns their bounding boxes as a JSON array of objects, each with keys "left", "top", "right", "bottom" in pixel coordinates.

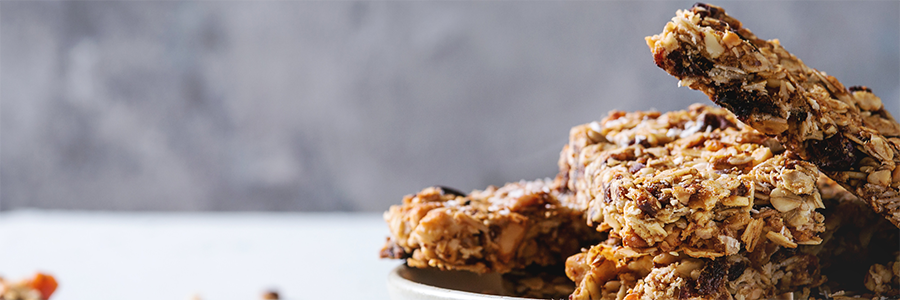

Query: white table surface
[{"left": 0, "top": 210, "right": 401, "bottom": 300}]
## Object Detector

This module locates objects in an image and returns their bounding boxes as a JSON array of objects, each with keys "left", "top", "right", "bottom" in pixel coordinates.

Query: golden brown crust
[
  {"left": 647, "top": 3, "right": 900, "bottom": 227},
  {"left": 568, "top": 178, "right": 900, "bottom": 300},
  {"left": 576, "top": 105, "right": 824, "bottom": 259},
  {"left": 380, "top": 179, "right": 602, "bottom": 273},
  {"left": 566, "top": 240, "right": 823, "bottom": 300}
]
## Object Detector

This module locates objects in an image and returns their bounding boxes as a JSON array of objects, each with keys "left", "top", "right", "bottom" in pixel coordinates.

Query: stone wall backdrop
[{"left": 2, "top": 1, "right": 898, "bottom": 211}]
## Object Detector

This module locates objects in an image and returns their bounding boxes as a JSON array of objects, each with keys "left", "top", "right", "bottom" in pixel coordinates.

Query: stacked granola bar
[
  {"left": 380, "top": 178, "right": 602, "bottom": 274},
  {"left": 381, "top": 3, "right": 900, "bottom": 299},
  {"left": 566, "top": 176, "right": 898, "bottom": 300}
]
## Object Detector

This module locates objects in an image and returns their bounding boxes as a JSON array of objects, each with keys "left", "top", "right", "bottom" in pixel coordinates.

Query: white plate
[{"left": 387, "top": 265, "right": 541, "bottom": 300}]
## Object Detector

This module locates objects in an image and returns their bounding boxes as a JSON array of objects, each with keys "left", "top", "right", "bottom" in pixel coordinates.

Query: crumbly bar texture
[
  {"left": 566, "top": 179, "right": 900, "bottom": 300},
  {"left": 565, "top": 237, "right": 823, "bottom": 300},
  {"left": 580, "top": 105, "right": 825, "bottom": 259},
  {"left": 647, "top": 3, "right": 900, "bottom": 227},
  {"left": 558, "top": 115, "right": 630, "bottom": 211},
  {"left": 558, "top": 104, "right": 771, "bottom": 226},
  {"left": 380, "top": 178, "right": 603, "bottom": 274}
]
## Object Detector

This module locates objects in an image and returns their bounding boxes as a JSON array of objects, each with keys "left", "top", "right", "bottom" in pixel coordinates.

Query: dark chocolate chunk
[
  {"left": 663, "top": 50, "right": 714, "bottom": 78},
  {"left": 691, "top": 3, "right": 721, "bottom": 19},
  {"left": 713, "top": 82, "right": 780, "bottom": 120},
  {"left": 806, "top": 133, "right": 857, "bottom": 171},
  {"left": 437, "top": 186, "right": 467, "bottom": 197},
  {"left": 848, "top": 85, "right": 872, "bottom": 93}
]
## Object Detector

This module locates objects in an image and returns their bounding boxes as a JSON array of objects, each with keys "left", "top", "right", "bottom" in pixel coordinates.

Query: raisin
[
  {"left": 696, "top": 259, "right": 728, "bottom": 295},
  {"left": 635, "top": 192, "right": 659, "bottom": 217},
  {"left": 735, "top": 182, "right": 749, "bottom": 196},
  {"left": 629, "top": 162, "right": 646, "bottom": 174},
  {"left": 727, "top": 261, "right": 748, "bottom": 281},
  {"left": 702, "top": 112, "right": 736, "bottom": 131}
]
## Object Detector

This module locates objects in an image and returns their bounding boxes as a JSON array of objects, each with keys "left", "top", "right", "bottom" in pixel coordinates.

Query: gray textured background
[{"left": 2, "top": 1, "right": 898, "bottom": 211}]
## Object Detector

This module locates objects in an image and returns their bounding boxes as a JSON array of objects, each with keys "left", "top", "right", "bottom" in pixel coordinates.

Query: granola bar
[
  {"left": 380, "top": 178, "right": 602, "bottom": 274},
  {"left": 566, "top": 238, "right": 823, "bottom": 300},
  {"left": 581, "top": 105, "right": 825, "bottom": 258},
  {"left": 559, "top": 104, "right": 761, "bottom": 227},
  {"left": 559, "top": 103, "right": 781, "bottom": 227},
  {"left": 647, "top": 3, "right": 900, "bottom": 227},
  {"left": 567, "top": 178, "right": 900, "bottom": 300}
]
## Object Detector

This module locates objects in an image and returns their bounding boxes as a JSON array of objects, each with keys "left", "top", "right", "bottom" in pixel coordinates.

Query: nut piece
[
  {"left": 864, "top": 263, "right": 894, "bottom": 293},
  {"left": 867, "top": 136, "right": 894, "bottom": 162},
  {"left": 868, "top": 170, "right": 892, "bottom": 186},
  {"left": 722, "top": 31, "right": 742, "bottom": 47},
  {"left": 781, "top": 169, "right": 816, "bottom": 195},
  {"left": 704, "top": 31, "right": 725, "bottom": 58},
  {"left": 765, "top": 230, "right": 797, "bottom": 248},
  {"left": 769, "top": 188, "right": 802, "bottom": 212},
  {"left": 853, "top": 90, "right": 884, "bottom": 111},
  {"left": 741, "top": 218, "right": 765, "bottom": 252}
]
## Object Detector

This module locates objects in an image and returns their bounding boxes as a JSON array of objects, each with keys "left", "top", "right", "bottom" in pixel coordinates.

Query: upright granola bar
[
  {"left": 647, "top": 3, "right": 900, "bottom": 227},
  {"left": 581, "top": 105, "right": 825, "bottom": 258},
  {"left": 380, "top": 178, "right": 602, "bottom": 274}
]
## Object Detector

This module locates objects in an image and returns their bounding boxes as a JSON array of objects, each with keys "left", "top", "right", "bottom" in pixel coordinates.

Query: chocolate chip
[
  {"left": 437, "top": 186, "right": 466, "bottom": 197},
  {"left": 664, "top": 50, "right": 714, "bottom": 78},
  {"left": 848, "top": 86, "right": 872, "bottom": 93},
  {"left": 713, "top": 82, "right": 779, "bottom": 120},
  {"left": 790, "top": 109, "right": 808, "bottom": 125},
  {"left": 691, "top": 3, "right": 721, "bottom": 19},
  {"left": 806, "top": 134, "right": 857, "bottom": 171}
]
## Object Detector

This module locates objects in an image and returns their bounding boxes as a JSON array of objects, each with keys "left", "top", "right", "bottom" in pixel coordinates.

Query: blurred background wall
[{"left": 2, "top": 1, "right": 897, "bottom": 211}]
